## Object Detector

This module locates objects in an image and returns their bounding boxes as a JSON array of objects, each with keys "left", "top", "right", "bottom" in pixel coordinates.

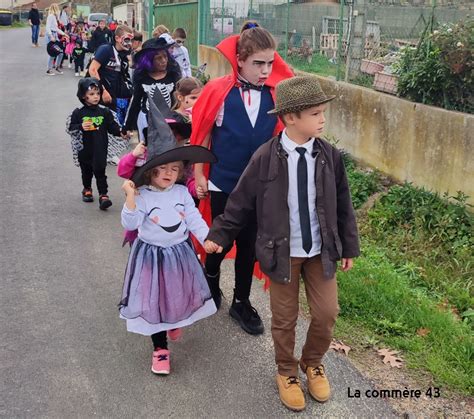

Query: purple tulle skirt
[{"left": 119, "top": 239, "right": 216, "bottom": 335}]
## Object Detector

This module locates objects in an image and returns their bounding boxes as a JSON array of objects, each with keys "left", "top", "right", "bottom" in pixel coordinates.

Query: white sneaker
[
  {"left": 46, "top": 70, "right": 55, "bottom": 76},
  {"left": 68, "top": 63, "right": 72, "bottom": 69},
  {"left": 75, "top": 72, "right": 79, "bottom": 76},
  {"left": 108, "top": 155, "right": 120, "bottom": 166}
]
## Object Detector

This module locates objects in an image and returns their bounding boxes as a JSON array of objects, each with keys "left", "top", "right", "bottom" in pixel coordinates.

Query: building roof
[{"left": 16, "top": 0, "right": 66, "bottom": 11}]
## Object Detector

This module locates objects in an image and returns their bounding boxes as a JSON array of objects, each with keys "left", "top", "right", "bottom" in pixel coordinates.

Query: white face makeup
[{"left": 237, "top": 49, "right": 275, "bottom": 85}]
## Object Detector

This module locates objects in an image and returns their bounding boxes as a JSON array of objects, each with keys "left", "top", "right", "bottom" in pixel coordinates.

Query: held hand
[
  {"left": 195, "top": 174, "right": 208, "bottom": 200},
  {"left": 102, "top": 89, "right": 112, "bottom": 104},
  {"left": 340, "top": 258, "right": 354, "bottom": 272},
  {"left": 204, "top": 240, "right": 223, "bottom": 254},
  {"left": 122, "top": 180, "right": 136, "bottom": 195},
  {"left": 132, "top": 141, "right": 146, "bottom": 158}
]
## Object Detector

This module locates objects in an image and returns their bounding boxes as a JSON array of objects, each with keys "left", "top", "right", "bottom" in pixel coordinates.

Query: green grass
[
  {"left": 302, "top": 152, "right": 474, "bottom": 394},
  {"left": 277, "top": 48, "right": 339, "bottom": 78},
  {"left": 0, "top": 22, "right": 28, "bottom": 30},
  {"left": 336, "top": 243, "right": 474, "bottom": 395}
]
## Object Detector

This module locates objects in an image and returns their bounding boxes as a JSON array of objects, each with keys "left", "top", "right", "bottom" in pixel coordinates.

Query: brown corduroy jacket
[{"left": 206, "top": 134, "right": 360, "bottom": 284}]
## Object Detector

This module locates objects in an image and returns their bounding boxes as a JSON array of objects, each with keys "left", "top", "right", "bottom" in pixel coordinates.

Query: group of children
[{"left": 66, "top": 21, "right": 360, "bottom": 413}]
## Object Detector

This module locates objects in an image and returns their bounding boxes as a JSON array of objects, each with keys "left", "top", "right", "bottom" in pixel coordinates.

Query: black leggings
[
  {"left": 151, "top": 332, "right": 167, "bottom": 350},
  {"left": 205, "top": 191, "right": 257, "bottom": 301}
]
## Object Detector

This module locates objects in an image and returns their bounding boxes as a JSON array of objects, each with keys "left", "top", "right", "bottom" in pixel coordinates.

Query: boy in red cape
[{"left": 191, "top": 22, "right": 293, "bottom": 335}]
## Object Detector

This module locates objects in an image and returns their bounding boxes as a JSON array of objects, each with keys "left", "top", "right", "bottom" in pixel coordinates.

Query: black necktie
[{"left": 295, "top": 147, "right": 312, "bottom": 254}]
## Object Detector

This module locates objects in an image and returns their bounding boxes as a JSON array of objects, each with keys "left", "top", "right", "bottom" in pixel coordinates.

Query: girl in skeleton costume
[
  {"left": 119, "top": 97, "right": 217, "bottom": 375},
  {"left": 123, "top": 37, "right": 181, "bottom": 142}
]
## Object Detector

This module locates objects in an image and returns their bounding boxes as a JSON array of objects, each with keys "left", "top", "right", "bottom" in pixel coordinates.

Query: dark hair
[
  {"left": 172, "top": 77, "right": 203, "bottom": 110},
  {"left": 134, "top": 49, "right": 181, "bottom": 82},
  {"left": 142, "top": 162, "right": 185, "bottom": 186},
  {"left": 133, "top": 30, "right": 143, "bottom": 42},
  {"left": 237, "top": 21, "right": 276, "bottom": 61},
  {"left": 173, "top": 27, "right": 187, "bottom": 39}
]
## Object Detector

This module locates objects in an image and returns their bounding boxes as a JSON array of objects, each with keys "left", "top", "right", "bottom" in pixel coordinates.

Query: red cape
[{"left": 191, "top": 35, "right": 294, "bottom": 289}]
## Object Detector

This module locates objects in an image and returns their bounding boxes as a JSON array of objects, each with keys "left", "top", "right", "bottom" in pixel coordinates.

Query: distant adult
[
  {"left": 45, "top": 3, "right": 67, "bottom": 75},
  {"left": 59, "top": 5, "right": 70, "bottom": 30},
  {"left": 89, "top": 19, "right": 112, "bottom": 53},
  {"left": 88, "top": 24, "right": 134, "bottom": 124},
  {"left": 28, "top": 3, "right": 41, "bottom": 47}
]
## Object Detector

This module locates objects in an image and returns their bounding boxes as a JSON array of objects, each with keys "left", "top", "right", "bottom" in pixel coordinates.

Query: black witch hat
[{"left": 131, "top": 91, "right": 216, "bottom": 187}]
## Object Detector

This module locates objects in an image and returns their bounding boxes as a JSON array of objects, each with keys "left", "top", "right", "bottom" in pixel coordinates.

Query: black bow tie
[{"left": 235, "top": 81, "right": 263, "bottom": 92}]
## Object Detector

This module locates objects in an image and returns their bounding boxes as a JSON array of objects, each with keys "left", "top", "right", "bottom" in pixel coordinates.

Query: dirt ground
[{"left": 329, "top": 343, "right": 473, "bottom": 418}]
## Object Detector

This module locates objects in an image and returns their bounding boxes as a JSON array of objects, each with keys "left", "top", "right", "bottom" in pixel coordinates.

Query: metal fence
[{"left": 199, "top": 0, "right": 472, "bottom": 94}]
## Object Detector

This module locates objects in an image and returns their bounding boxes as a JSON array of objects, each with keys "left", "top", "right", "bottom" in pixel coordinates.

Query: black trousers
[
  {"left": 78, "top": 145, "right": 108, "bottom": 195},
  {"left": 74, "top": 58, "right": 84, "bottom": 72},
  {"left": 206, "top": 191, "right": 257, "bottom": 301}
]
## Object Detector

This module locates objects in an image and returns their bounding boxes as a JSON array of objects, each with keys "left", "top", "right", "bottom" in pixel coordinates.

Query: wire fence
[{"left": 199, "top": 0, "right": 472, "bottom": 94}]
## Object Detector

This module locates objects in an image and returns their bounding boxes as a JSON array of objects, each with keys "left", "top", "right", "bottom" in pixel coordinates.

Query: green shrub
[
  {"left": 342, "top": 152, "right": 381, "bottom": 209},
  {"left": 394, "top": 19, "right": 473, "bottom": 113}
]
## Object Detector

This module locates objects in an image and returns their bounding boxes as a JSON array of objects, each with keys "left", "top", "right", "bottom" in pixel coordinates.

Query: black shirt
[
  {"left": 69, "top": 104, "right": 122, "bottom": 163},
  {"left": 72, "top": 47, "right": 86, "bottom": 63},
  {"left": 93, "top": 44, "right": 132, "bottom": 100},
  {"left": 124, "top": 72, "right": 179, "bottom": 131},
  {"left": 28, "top": 8, "right": 40, "bottom": 25},
  {"left": 89, "top": 27, "right": 112, "bottom": 52}
]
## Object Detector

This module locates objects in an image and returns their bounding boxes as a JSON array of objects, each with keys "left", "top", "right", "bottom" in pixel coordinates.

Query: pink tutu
[{"left": 65, "top": 42, "right": 75, "bottom": 55}]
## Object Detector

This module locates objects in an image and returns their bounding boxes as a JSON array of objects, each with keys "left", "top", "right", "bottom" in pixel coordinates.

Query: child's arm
[
  {"left": 182, "top": 189, "right": 209, "bottom": 245},
  {"left": 105, "top": 108, "right": 122, "bottom": 137},
  {"left": 205, "top": 158, "right": 258, "bottom": 250},
  {"left": 121, "top": 180, "right": 145, "bottom": 230},
  {"left": 194, "top": 133, "right": 211, "bottom": 199},
  {"left": 117, "top": 142, "right": 146, "bottom": 178},
  {"left": 67, "top": 108, "right": 83, "bottom": 132},
  {"left": 334, "top": 149, "right": 360, "bottom": 263}
]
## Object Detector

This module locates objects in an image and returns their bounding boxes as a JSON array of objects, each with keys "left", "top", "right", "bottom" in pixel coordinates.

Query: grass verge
[{"left": 302, "top": 151, "right": 474, "bottom": 395}]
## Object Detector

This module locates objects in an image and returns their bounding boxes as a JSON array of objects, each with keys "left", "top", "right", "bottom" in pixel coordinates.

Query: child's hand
[
  {"left": 340, "top": 258, "right": 354, "bottom": 272},
  {"left": 82, "top": 120, "right": 94, "bottom": 131},
  {"left": 122, "top": 180, "right": 136, "bottom": 195},
  {"left": 132, "top": 141, "right": 146, "bottom": 157},
  {"left": 204, "top": 240, "right": 223, "bottom": 254},
  {"left": 195, "top": 174, "right": 208, "bottom": 200}
]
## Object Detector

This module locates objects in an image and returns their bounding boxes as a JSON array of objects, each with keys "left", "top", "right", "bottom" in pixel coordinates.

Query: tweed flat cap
[{"left": 268, "top": 75, "right": 336, "bottom": 115}]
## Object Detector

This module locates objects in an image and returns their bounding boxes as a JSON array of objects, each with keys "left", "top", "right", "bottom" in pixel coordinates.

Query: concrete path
[{"left": 0, "top": 28, "right": 396, "bottom": 418}]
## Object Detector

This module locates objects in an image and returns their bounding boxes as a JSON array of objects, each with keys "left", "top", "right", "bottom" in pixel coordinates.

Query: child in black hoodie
[{"left": 67, "top": 78, "right": 124, "bottom": 210}]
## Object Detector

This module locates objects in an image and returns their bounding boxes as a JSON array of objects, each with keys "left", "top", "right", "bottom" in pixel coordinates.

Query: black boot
[
  {"left": 206, "top": 271, "right": 223, "bottom": 310},
  {"left": 229, "top": 296, "right": 264, "bottom": 335}
]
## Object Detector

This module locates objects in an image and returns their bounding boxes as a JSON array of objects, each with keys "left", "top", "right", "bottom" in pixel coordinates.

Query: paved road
[{"left": 0, "top": 28, "right": 396, "bottom": 418}]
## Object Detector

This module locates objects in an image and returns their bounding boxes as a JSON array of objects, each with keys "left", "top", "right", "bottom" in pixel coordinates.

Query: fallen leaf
[
  {"left": 416, "top": 328, "right": 431, "bottom": 337},
  {"left": 330, "top": 339, "right": 351, "bottom": 355},
  {"left": 377, "top": 348, "right": 403, "bottom": 368}
]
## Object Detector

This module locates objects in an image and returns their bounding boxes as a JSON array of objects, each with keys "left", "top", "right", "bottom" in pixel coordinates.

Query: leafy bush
[{"left": 394, "top": 18, "right": 473, "bottom": 113}]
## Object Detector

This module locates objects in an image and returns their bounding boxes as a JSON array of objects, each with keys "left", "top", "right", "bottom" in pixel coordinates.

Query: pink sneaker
[
  {"left": 151, "top": 349, "right": 170, "bottom": 375},
  {"left": 167, "top": 328, "right": 182, "bottom": 341}
]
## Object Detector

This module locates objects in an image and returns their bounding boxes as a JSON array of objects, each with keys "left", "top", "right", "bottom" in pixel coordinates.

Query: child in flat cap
[{"left": 204, "top": 75, "right": 360, "bottom": 411}]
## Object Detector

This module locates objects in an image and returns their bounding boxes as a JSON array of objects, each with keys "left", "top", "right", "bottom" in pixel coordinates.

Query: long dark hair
[{"left": 134, "top": 48, "right": 181, "bottom": 82}]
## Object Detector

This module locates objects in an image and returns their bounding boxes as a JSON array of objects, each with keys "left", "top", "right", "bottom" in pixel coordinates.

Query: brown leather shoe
[
  {"left": 300, "top": 361, "right": 331, "bottom": 402},
  {"left": 275, "top": 374, "right": 306, "bottom": 411}
]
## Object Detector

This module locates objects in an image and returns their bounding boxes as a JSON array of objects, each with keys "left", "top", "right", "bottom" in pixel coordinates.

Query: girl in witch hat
[{"left": 119, "top": 97, "right": 217, "bottom": 376}]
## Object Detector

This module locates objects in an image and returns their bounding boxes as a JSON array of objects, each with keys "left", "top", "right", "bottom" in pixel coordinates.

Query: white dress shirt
[{"left": 281, "top": 129, "right": 322, "bottom": 257}]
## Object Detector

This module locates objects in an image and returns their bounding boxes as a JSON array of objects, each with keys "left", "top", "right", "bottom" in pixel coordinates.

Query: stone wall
[{"left": 198, "top": 44, "right": 474, "bottom": 204}]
